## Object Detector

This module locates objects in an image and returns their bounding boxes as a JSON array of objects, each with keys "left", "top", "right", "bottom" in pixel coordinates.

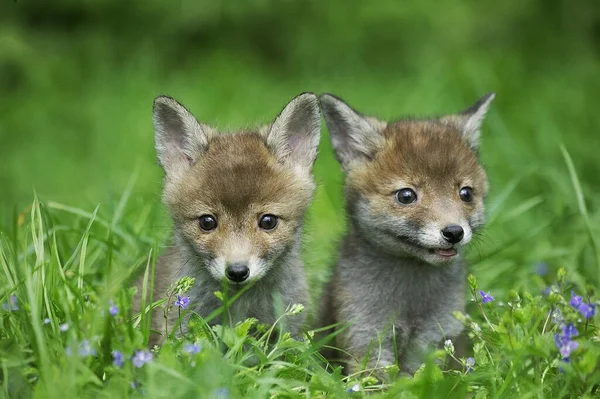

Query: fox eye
[
  {"left": 395, "top": 188, "right": 417, "bottom": 205},
  {"left": 198, "top": 215, "right": 217, "bottom": 231},
  {"left": 459, "top": 187, "right": 473, "bottom": 202},
  {"left": 259, "top": 214, "right": 279, "bottom": 231}
]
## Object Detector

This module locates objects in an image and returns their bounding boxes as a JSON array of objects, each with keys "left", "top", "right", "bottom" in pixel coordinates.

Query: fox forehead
[
  {"left": 165, "top": 132, "right": 313, "bottom": 219},
  {"left": 351, "top": 120, "right": 487, "bottom": 194}
]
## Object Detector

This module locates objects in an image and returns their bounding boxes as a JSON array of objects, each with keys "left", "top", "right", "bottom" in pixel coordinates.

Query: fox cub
[
  {"left": 319, "top": 93, "right": 495, "bottom": 375},
  {"left": 137, "top": 93, "right": 321, "bottom": 346}
]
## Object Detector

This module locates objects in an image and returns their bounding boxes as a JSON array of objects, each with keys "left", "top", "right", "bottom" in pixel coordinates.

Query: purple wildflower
[
  {"left": 578, "top": 302, "right": 596, "bottom": 319},
  {"left": 555, "top": 321, "right": 580, "bottom": 359},
  {"left": 109, "top": 300, "right": 119, "bottom": 317},
  {"left": 175, "top": 295, "right": 190, "bottom": 310},
  {"left": 479, "top": 291, "right": 494, "bottom": 304},
  {"left": 2, "top": 295, "right": 19, "bottom": 311},
  {"left": 59, "top": 323, "right": 69, "bottom": 332},
  {"left": 214, "top": 388, "right": 229, "bottom": 398},
  {"left": 132, "top": 350, "right": 152, "bottom": 368},
  {"left": 558, "top": 338, "right": 579, "bottom": 357},
  {"left": 43, "top": 318, "right": 51, "bottom": 324},
  {"left": 113, "top": 350, "right": 124, "bottom": 368},
  {"left": 465, "top": 357, "right": 475, "bottom": 373},
  {"left": 183, "top": 343, "right": 201, "bottom": 355},
  {"left": 563, "top": 323, "right": 578, "bottom": 339},
  {"left": 77, "top": 340, "right": 96, "bottom": 357},
  {"left": 570, "top": 291, "right": 583, "bottom": 308}
]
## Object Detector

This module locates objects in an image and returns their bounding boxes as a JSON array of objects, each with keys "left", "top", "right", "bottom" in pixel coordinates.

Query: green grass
[{"left": 1, "top": 0, "right": 600, "bottom": 397}]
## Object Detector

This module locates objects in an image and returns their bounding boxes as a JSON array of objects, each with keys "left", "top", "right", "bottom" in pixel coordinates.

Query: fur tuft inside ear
[
  {"left": 266, "top": 93, "right": 321, "bottom": 170},
  {"left": 447, "top": 92, "right": 495, "bottom": 150},
  {"left": 319, "top": 94, "right": 386, "bottom": 170},
  {"left": 153, "top": 96, "right": 212, "bottom": 177}
]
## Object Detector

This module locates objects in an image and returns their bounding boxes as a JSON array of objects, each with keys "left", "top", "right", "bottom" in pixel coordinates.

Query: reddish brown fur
[
  {"left": 347, "top": 120, "right": 488, "bottom": 228},
  {"left": 164, "top": 132, "right": 314, "bottom": 261}
]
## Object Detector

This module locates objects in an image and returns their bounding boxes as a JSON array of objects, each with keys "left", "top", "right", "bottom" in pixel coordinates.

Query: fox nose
[
  {"left": 441, "top": 224, "right": 464, "bottom": 244},
  {"left": 225, "top": 262, "right": 250, "bottom": 283}
]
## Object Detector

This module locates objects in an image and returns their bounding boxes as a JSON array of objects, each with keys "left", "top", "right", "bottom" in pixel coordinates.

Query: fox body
[
  {"left": 136, "top": 93, "right": 321, "bottom": 346},
  {"left": 319, "top": 93, "right": 495, "bottom": 374}
]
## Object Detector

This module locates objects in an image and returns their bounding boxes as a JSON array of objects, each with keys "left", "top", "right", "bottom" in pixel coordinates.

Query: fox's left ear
[
  {"left": 266, "top": 93, "right": 321, "bottom": 170},
  {"left": 444, "top": 92, "right": 495, "bottom": 151}
]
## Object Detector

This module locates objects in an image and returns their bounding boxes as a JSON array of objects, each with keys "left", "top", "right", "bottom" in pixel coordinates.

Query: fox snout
[
  {"left": 441, "top": 224, "right": 464, "bottom": 244},
  {"left": 225, "top": 262, "right": 250, "bottom": 283}
]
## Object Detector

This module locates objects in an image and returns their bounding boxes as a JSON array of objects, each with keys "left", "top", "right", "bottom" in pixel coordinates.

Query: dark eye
[
  {"left": 198, "top": 215, "right": 217, "bottom": 231},
  {"left": 259, "top": 214, "right": 279, "bottom": 231},
  {"left": 395, "top": 188, "right": 417, "bottom": 205},
  {"left": 459, "top": 187, "right": 473, "bottom": 202}
]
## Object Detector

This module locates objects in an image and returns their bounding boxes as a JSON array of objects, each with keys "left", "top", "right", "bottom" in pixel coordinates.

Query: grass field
[{"left": 1, "top": 1, "right": 599, "bottom": 397}]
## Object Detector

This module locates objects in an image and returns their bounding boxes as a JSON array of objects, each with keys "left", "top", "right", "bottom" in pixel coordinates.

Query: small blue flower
[
  {"left": 346, "top": 384, "right": 360, "bottom": 393},
  {"left": 43, "top": 318, "right": 51, "bottom": 324},
  {"left": 132, "top": 350, "right": 152, "bottom": 368},
  {"left": 578, "top": 302, "right": 596, "bottom": 319},
  {"left": 563, "top": 323, "right": 578, "bottom": 339},
  {"left": 65, "top": 346, "right": 72, "bottom": 357},
  {"left": 570, "top": 291, "right": 583, "bottom": 308},
  {"left": 465, "top": 357, "right": 475, "bottom": 373},
  {"left": 558, "top": 339, "right": 578, "bottom": 357},
  {"left": 109, "top": 300, "right": 119, "bottom": 317},
  {"left": 2, "top": 295, "right": 19, "bottom": 311},
  {"left": 479, "top": 291, "right": 494, "bottom": 304},
  {"left": 183, "top": 343, "right": 201, "bottom": 355},
  {"left": 175, "top": 295, "right": 190, "bottom": 310},
  {"left": 214, "top": 388, "right": 228, "bottom": 398},
  {"left": 535, "top": 262, "right": 548, "bottom": 276},
  {"left": 113, "top": 350, "right": 124, "bottom": 368},
  {"left": 77, "top": 340, "right": 96, "bottom": 357},
  {"left": 59, "top": 323, "right": 69, "bottom": 332},
  {"left": 551, "top": 308, "right": 563, "bottom": 324}
]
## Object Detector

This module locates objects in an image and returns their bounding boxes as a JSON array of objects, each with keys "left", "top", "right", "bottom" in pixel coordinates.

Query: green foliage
[{"left": 1, "top": 0, "right": 599, "bottom": 397}]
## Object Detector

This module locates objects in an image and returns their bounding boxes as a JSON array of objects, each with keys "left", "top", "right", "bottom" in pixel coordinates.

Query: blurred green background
[{"left": 1, "top": 0, "right": 599, "bottom": 294}]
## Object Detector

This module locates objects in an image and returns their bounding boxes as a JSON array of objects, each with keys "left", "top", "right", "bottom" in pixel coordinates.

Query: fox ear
[
  {"left": 445, "top": 93, "right": 495, "bottom": 151},
  {"left": 153, "top": 96, "right": 212, "bottom": 177},
  {"left": 319, "top": 94, "right": 386, "bottom": 170},
  {"left": 266, "top": 93, "right": 321, "bottom": 170}
]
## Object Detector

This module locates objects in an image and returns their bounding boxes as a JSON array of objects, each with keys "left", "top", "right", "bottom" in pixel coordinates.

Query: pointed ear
[
  {"left": 153, "top": 96, "right": 212, "bottom": 177},
  {"left": 444, "top": 93, "right": 495, "bottom": 151},
  {"left": 266, "top": 93, "right": 321, "bottom": 170},
  {"left": 319, "top": 94, "right": 386, "bottom": 170}
]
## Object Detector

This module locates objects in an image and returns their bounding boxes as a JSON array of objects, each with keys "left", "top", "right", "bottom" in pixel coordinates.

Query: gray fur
[
  {"left": 136, "top": 93, "right": 320, "bottom": 347},
  {"left": 319, "top": 93, "right": 493, "bottom": 376},
  {"left": 319, "top": 94, "right": 387, "bottom": 170},
  {"left": 267, "top": 92, "right": 322, "bottom": 170}
]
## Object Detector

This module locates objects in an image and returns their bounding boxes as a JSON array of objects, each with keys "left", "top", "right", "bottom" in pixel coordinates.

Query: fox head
[
  {"left": 320, "top": 93, "right": 495, "bottom": 265},
  {"left": 154, "top": 93, "right": 321, "bottom": 283}
]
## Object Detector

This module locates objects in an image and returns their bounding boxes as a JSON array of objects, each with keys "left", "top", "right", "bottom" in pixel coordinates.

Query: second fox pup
[
  {"left": 137, "top": 93, "right": 321, "bottom": 346},
  {"left": 319, "top": 93, "right": 495, "bottom": 375}
]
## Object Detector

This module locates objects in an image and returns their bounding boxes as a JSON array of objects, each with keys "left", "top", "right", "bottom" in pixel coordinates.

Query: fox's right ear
[
  {"left": 319, "top": 94, "right": 386, "bottom": 170},
  {"left": 153, "top": 96, "right": 213, "bottom": 177}
]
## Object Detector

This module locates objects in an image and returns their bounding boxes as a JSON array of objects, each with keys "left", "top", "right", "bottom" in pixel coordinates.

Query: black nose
[
  {"left": 441, "top": 225, "right": 464, "bottom": 244},
  {"left": 226, "top": 263, "right": 250, "bottom": 282}
]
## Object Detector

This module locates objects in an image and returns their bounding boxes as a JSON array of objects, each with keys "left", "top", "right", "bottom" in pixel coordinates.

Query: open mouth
[
  {"left": 432, "top": 248, "right": 457, "bottom": 257},
  {"left": 397, "top": 236, "right": 458, "bottom": 258}
]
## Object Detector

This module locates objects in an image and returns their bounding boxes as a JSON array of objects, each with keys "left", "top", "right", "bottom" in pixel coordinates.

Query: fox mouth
[{"left": 397, "top": 235, "right": 458, "bottom": 258}]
